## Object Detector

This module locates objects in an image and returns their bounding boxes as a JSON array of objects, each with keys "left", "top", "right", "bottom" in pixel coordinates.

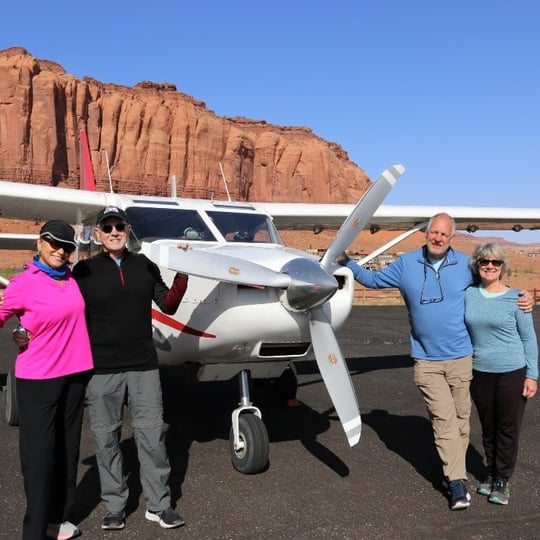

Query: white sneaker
[{"left": 46, "top": 521, "right": 81, "bottom": 540}]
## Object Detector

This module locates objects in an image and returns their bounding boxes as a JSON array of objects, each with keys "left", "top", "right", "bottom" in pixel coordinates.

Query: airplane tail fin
[{"left": 79, "top": 129, "right": 96, "bottom": 191}]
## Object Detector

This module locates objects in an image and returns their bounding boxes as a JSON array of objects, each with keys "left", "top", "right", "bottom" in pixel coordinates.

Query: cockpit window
[
  {"left": 125, "top": 208, "right": 216, "bottom": 242},
  {"left": 206, "top": 211, "right": 282, "bottom": 244},
  {"left": 122, "top": 207, "right": 282, "bottom": 246}
]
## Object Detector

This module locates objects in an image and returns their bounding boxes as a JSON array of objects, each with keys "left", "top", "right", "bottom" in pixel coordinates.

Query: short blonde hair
[{"left": 469, "top": 242, "right": 508, "bottom": 281}]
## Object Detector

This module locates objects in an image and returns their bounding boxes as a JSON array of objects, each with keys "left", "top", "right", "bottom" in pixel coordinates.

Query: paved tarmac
[{"left": 1, "top": 306, "right": 539, "bottom": 539}]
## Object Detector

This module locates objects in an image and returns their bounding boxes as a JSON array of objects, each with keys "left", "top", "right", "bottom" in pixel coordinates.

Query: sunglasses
[
  {"left": 478, "top": 258, "right": 503, "bottom": 268},
  {"left": 100, "top": 223, "right": 127, "bottom": 233},
  {"left": 41, "top": 236, "right": 76, "bottom": 254}
]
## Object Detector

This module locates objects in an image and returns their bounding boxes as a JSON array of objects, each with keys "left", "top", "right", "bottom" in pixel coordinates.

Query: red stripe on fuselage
[{"left": 151, "top": 309, "right": 216, "bottom": 338}]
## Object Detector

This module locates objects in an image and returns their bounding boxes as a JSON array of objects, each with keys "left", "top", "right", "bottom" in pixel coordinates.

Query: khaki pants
[{"left": 414, "top": 355, "right": 472, "bottom": 481}]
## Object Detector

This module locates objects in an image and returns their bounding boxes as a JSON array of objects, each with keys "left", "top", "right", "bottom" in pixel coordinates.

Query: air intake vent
[{"left": 259, "top": 342, "right": 311, "bottom": 357}]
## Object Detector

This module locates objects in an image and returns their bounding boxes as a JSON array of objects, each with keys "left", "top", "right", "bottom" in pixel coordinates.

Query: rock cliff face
[{"left": 0, "top": 47, "right": 370, "bottom": 202}]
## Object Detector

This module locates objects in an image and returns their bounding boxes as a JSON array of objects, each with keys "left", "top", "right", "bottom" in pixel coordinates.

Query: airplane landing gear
[
  {"left": 229, "top": 370, "right": 269, "bottom": 474},
  {"left": 273, "top": 363, "right": 298, "bottom": 403}
]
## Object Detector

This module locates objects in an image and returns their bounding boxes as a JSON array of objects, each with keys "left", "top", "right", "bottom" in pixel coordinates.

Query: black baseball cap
[
  {"left": 96, "top": 206, "right": 129, "bottom": 225},
  {"left": 39, "top": 220, "right": 77, "bottom": 248}
]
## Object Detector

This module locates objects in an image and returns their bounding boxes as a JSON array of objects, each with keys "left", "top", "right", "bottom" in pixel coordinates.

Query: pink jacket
[{"left": 0, "top": 263, "right": 93, "bottom": 379}]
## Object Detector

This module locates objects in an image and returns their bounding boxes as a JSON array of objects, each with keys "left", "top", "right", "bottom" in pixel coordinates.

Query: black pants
[
  {"left": 16, "top": 372, "right": 88, "bottom": 540},
  {"left": 470, "top": 367, "right": 527, "bottom": 481}
]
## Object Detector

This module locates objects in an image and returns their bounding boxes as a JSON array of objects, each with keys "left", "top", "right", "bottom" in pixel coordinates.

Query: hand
[
  {"left": 177, "top": 243, "right": 192, "bottom": 251},
  {"left": 12, "top": 328, "right": 30, "bottom": 351},
  {"left": 517, "top": 289, "right": 534, "bottom": 313},
  {"left": 523, "top": 378, "right": 537, "bottom": 399}
]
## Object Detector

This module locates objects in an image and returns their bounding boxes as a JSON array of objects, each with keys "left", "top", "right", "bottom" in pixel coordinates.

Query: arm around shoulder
[{"left": 517, "top": 288, "right": 534, "bottom": 313}]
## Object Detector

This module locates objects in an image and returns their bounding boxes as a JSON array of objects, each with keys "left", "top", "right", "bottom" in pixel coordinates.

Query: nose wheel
[{"left": 229, "top": 370, "right": 269, "bottom": 474}]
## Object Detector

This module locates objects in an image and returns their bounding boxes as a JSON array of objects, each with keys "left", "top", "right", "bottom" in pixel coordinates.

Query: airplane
[{"left": 1, "top": 143, "right": 540, "bottom": 474}]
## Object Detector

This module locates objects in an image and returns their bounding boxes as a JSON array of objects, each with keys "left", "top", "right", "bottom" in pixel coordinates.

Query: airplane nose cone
[{"left": 280, "top": 258, "right": 338, "bottom": 312}]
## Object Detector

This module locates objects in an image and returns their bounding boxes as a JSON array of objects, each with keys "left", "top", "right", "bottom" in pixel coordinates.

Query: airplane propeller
[
  {"left": 150, "top": 164, "right": 405, "bottom": 448},
  {"left": 150, "top": 244, "right": 292, "bottom": 289},
  {"left": 307, "top": 164, "right": 404, "bottom": 445},
  {"left": 309, "top": 305, "right": 361, "bottom": 445},
  {"left": 320, "top": 164, "right": 404, "bottom": 271}
]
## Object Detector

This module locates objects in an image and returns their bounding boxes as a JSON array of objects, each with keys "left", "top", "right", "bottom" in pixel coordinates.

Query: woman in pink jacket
[{"left": 0, "top": 220, "right": 93, "bottom": 540}]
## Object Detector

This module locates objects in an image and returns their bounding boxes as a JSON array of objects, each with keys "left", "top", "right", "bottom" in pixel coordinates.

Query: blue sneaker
[{"left": 448, "top": 479, "right": 471, "bottom": 510}]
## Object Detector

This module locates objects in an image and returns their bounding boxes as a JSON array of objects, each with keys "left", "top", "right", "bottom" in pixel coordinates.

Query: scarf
[{"left": 33, "top": 255, "right": 69, "bottom": 280}]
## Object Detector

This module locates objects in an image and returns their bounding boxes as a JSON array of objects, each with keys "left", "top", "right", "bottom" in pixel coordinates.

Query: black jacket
[{"left": 73, "top": 250, "right": 187, "bottom": 374}]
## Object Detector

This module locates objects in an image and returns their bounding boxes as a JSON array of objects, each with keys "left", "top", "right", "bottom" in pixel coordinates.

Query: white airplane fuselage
[{"left": 143, "top": 241, "right": 355, "bottom": 382}]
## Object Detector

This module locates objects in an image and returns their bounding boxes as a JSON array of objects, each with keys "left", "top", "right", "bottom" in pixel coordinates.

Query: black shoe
[
  {"left": 145, "top": 508, "right": 185, "bottom": 528},
  {"left": 101, "top": 512, "right": 125, "bottom": 530}
]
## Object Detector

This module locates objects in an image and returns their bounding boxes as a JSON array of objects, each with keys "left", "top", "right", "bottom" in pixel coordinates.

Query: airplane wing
[
  {"left": 0, "top": 181, "right": 113, "bottom": 249},
  {"left": 0, "top": 233, "right": 39, "bottom": 250},
  {"left": 260, "top": 202, "right": 540, "bottom": 233},
  {"left": 1, "top": 179, "right": 539, "bottom": 236},
  {"left": 0, "top": 180, "right": 113, "bottom": 224}
]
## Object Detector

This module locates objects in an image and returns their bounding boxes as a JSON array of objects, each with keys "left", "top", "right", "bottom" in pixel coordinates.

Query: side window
[
  {"left": 207, "top": 211, "right": 279, "bottom": 244},
  {"left": 126, "top": 208, "right": 215, "bottom": 242}
]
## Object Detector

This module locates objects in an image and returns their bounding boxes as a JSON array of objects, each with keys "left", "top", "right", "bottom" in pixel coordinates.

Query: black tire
[
  {"left": 229, "top": 414, "right": 269, "bottom": 474},
  {"left": 4, "top": 370, "right": 18, "bottom": 426}
]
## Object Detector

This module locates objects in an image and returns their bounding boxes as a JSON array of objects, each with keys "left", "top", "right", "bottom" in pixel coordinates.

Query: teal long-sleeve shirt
[{"left": 464, "top": 286, "right": 538, "bottom": 379}]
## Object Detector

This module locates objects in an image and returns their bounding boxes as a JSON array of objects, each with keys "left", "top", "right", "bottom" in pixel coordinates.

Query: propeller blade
[
  {"left": 320, "top": 164, "right": 405, "bottom": 270},
  {"left": 149, "top": 243, "right": 292, "bottom": 288},
  {"left": 309, "top": 306, "right": 361, "bottom": 446}
]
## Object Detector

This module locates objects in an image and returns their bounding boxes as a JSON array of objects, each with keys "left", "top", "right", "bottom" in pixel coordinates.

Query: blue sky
[{"left": 2, "top": 1, "right": 539, "bottom": 242}]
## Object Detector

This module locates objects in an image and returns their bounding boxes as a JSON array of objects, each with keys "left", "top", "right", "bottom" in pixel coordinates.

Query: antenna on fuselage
[
  {"left": 170, "top": 174, "right": 177, "bottom": 198},
  {"left": 218, "top": 162, "right": 232, "bottom": 202},
  {"left": 104, "top": 151, "right": 114, "bottom": 193}
]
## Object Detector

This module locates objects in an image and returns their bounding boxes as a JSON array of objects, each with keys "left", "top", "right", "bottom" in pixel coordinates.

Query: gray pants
[{"left": 86, "top": 370, "right": 172, "bottom": 514}]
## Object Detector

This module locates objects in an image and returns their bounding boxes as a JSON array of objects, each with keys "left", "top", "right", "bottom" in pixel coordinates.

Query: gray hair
[
  {"left": 427, "top": 213, "right": 456, "bottom": 236},
  {"left": 469, "top": 242, "right": 508, "bottom": 281}
]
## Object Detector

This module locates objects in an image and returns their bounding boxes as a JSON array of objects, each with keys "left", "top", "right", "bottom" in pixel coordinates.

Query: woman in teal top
[{"left": 465, "top": 243, "right": 538, "bottom": 506}]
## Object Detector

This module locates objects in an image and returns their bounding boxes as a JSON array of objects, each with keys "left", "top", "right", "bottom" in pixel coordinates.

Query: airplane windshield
[
  {"left": 125, "top": 207, "right": 216, "bottom": 242},
  {"left": 124, "top": 207, "right": 283, "bottom": 245},
  {"left": 206, "top": 211, "right": 282, "bottom": 244}
]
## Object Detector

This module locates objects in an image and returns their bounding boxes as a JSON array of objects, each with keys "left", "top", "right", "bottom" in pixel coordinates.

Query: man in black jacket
[{"left": 73, "top": 206, "right": 188, "bottom": 531}]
